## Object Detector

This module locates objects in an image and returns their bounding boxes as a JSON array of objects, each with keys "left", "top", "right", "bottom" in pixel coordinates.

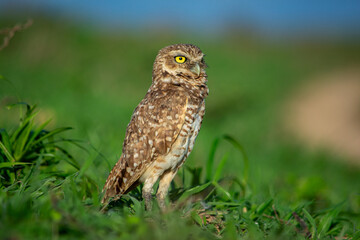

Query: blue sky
[{"left": 1, "top": 0, "right": 360, "bottom": 37}]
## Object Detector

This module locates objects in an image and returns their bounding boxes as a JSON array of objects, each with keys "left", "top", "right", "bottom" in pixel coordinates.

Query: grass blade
[
  {"left": 223, "top": 135, "right": 249, "bottom": 184},
  {"left": 0, "top": 140, "right": 15, "bottom": 163},
  {"left": 303, "top": 208, "right": 317, "bottom": 238},
  {"left": 0, "top": 162, "right": 33, "bottom": 168},
  {"left": 10, "top": 104, "right": 36, "bottom": 143},
  {"left": 178, "top": 182, "right": 212, "bottom": 202},
  {"left": 0, "top": 129, "right": 12, "bottom": 156},
  {"left": 213, "top": 152, "right": 229, "bottom": 182},
  {"left": 30, "top": 127, "right": 72, "bottom": 147},
  {"left": 256, "top": 198, "right": 273, "bottom": 215},
  {"left": 206, "top": 137, "right": 220, "bottom": 181},
  {"left": 23, "top": 119, "right": 51, "bottom": 153},
  {"left": 207, "top": 201, "right": 244, "bottom": 207},
  {"left": 13, "top": 119, "right": 34, "bottom": 160},
  {"left": 55, "top": 145, "right": 80, "bottom": 170},
  {"left": 212, "top": 181, "right": 232, "bottom": 201},
  {"left": 318, "top": 201, "right": 345, "bottom": 238},
  {"left": 191, "top": 210, "right": 203, "bottom": 226}
]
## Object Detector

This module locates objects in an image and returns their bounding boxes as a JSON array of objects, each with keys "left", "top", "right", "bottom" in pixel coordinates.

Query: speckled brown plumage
[{"left": 102, "top": 44, "right": 208, "bottom": 210}]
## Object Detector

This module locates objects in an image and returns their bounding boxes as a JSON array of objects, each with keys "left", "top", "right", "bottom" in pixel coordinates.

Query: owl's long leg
[
  {"left": 142, "top": 174, "right": 160, "bottom": 211},
  {"left": 156, "top": 170, "right": 177, "bottom": 211}
]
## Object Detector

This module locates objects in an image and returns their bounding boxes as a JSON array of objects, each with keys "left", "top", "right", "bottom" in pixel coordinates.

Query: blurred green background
[{"left": 1, "top": 1, "right": 360, "bottom": 238}]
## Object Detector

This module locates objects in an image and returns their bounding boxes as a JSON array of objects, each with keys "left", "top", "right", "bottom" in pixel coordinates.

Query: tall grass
[{"left": 1, "top": 103, "right": 358, "bottom": 239}]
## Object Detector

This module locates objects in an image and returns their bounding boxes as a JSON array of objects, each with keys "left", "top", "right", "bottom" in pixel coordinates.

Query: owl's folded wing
[{"left": 102, "top": 89, "right": 188, "bottom": 203}]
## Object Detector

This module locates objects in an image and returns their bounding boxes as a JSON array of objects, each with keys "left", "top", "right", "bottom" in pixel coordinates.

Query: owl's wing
[{"left": 102, "top": 89, "right": 188, "bottom": 203}]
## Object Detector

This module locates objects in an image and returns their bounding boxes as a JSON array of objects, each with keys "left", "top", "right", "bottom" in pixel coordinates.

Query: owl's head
[{"left": 153, "top": 44, "right": 207, "bottom": 84}]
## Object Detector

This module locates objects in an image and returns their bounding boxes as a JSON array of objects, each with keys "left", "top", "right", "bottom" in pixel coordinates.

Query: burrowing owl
[{"left": 102, "top": 44, "right": 208, "bottom": 210}]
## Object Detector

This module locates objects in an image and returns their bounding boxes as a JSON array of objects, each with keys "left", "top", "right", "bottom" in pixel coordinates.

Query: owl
[{"left": 102, "top": 44, "right": 208, "bottom": 210}]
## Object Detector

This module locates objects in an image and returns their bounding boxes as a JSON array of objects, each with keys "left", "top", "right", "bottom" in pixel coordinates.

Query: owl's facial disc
[{"left": 162, "top": 50, "right": 205, "bottom": 79}]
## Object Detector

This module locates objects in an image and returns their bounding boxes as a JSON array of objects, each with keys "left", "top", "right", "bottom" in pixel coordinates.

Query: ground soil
[{"left": 285, "top": 67, "right": 360, "bottom": 166}]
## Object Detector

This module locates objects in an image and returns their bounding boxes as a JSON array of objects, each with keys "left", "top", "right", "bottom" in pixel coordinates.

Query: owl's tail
[
  {"left": 101, "top": 155, "right": 126, "bottom": 206},
  {"left": 101, "top": 154, "right": 142, "bottom": 212}
]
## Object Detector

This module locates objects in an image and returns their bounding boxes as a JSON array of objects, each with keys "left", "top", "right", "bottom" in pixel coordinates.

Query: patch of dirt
[{"left": 285, "top": 67, "right": 360, "bottom": 166}]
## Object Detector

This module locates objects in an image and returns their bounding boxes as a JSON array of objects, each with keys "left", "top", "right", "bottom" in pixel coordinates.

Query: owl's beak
[{"left": 191, "top": 63, "right": 201, "bottom": 76}]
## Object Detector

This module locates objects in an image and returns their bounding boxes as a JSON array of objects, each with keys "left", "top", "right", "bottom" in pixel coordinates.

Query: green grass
[
  {"left": 0, "top": 105, "right": 358, "bottom": 239},
  {"left": 1, "top": 17, "right": 360, "bottom": 239}
]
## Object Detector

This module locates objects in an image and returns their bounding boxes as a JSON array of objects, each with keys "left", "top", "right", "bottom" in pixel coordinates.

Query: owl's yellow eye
[{"left": 175, "top": 56, "right": 187, "bottom": 63}]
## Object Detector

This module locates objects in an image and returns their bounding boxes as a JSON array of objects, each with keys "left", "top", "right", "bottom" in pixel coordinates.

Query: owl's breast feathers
[{"left": 102, "top": 82, "right": 208, "bottom": 203}]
